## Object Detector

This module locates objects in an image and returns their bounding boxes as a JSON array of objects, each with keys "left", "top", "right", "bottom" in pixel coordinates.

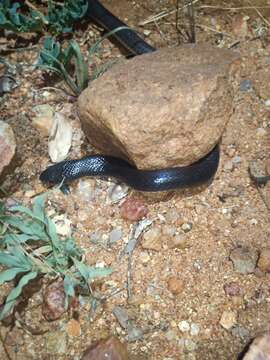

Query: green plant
[
  {"left": 0, "top": 194, "right": 112, "bottom": 320},
  {"left": 46, "top": 0, "right": 88, "bottom": 34},
  {"left": 36, "top": 27, "right": 134, "bottom": 95},
  {"left": 0, "top": 0, "right": 43, "bottom": 32},
  {"left": 37, "top": 37, "right": 89, "bottom": 95},
  {"left": 0, "top": 0, "right": 87, "bottom": 35}
]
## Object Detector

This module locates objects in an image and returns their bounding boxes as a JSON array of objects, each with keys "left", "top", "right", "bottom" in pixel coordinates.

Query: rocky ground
[{"left": 0, "top": 0, "right": 270, "bottom": 359}]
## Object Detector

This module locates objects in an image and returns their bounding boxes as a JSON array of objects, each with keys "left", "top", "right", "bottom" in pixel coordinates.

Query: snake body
[{"left": 40, "top": 0, "right": 220, "bottom": 192}]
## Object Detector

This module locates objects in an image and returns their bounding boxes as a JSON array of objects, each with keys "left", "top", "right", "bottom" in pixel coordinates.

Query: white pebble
[
  {"left": 178, "top": 320, "right": 190, "bottom": 332},
  {"left": 190, "top": 323, "right": 200, "bottom": 336}
]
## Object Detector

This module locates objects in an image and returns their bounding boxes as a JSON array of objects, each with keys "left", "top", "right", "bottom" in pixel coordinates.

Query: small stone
[
  {"left": 53, "top": 214, "right": 71, "bottom": 237},
  {"left": 224, "top": 160, "right": 234, "bottom": 171},
  {"left": 231, "top": 296, "right": 244, "bottom": 307},
  {"left": 167, "top": 234, "right": 190, "bottom": 249},
  {"left": 224, "top": 282, "right": 241, "bottom": 296},
  {"left": 143, "top": 29, "right": 151, "bottom": 36},
  {"left": 178, "top": 320, "right": 190, "bottom": 332},
  {"left": 257, "top": 248, "right": 270, "bottom": 273},
  {"left": 184, "top": 339, "right": 197, "bottom": 351},
  {"left": 190, "top": 323, "right": 200, "bottom": 336},
  {"left": 108, "top": 184, "right": 129, "bottom": 203},
  {"left": 249, "top": 159, "right": 270, "bottom": 185},
  {"left": 127, "top": 326, "right": 144, "bottom": 342},
  {"left": 256, "top": 127, "right": 267, "bottom": 138},
  {"left": 46, "top": 331, "right": 67, "bottom": 354},
  {"left": 120, "top": 197, "right": 148, "bottom": 221},
  {"left": 229, "top": 247, "right": 258, "bottom": 274},
  {"left": 167, "top": 276, "right": 184, "bottom": 295},
  {"left": 0, "top": 120, "right": 16, "bottom": 176},
  {"left": 193, "top": 260, "right": 202, "bottom": 271},
  {"left": 66, "top": 319, "right": 81, "bottom": 337},
  {"left": 32, "top": 104, "right": 54, "bottom": 136},
  {"left": 231, "top": 325, "right": 250, "bottom": 340},
  {"left": 108, "top": 228, "right": 122, "bottom": 245},
  {"left": 76, "top": 179, "right": 96, "bottom": 202},
  {"left": 141, "top": 228, "right": 162, "bottom": 251},
  {"left": 140, "top": 251, "right": 150, "bottom": 264},
  {"left": 81, "top": 337, "right": 128, "bottom": 360},
  {"left": 232, "top": 155, "right": 241, "bottom": 165},
  {"left": 89, "top": 231, "right": 102, "bottom": 244},
  {"left": 240, "top": 79, "right": 252, "bottom": 92},
  {"left": 181, "top": 222, "right": 193, "bottom": 233},
  {"left": 250, "top": 218, "right": 258, "bottom": 226},
  {"left": 42, "top": 279, "right": 66, "bottom": 321},
  {"left": 265, "top": 99, "right": 270, "bottom": 107},
  {"left": 219, "top": 310, "right": 237, "bottom": 330},
  {"left": 48, "top": 112, "right": 73, "bottom": 162}
]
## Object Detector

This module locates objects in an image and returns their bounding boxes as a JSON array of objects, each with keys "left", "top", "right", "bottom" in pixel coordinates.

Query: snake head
[{"left": 40, "top": 162, "right": 66, "bottom": 185}]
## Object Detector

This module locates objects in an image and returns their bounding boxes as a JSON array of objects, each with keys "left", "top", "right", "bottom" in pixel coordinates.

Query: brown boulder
[
  {"left": 81, "top": 336, "right": 128, "bottom": 360},
  {"left": 78, "top": 44, "right": 239, "bottom": 169},
  {"left": 243, "top": 333, "right": 270, "bottom": 360}
]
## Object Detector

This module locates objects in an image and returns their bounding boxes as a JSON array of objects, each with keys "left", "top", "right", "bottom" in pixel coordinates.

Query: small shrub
[{"left": 0, "top": 193, "right": 112, "bottom": 320}]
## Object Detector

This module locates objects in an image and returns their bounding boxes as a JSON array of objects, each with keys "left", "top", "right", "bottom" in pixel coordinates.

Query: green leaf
[
  {"left": 0, "top": 271, "right": 38, "bottom": 320},
  {"left": 73, "top": 258, "right": 112, "bottom": 282},
  {"left": 0, "top": 267, "right": 26, "bottom": 285},
  {"left": 86, "top": 266, "right": 113, "bottom": 280},
  {"left": 1, "top": 233, "right": 41, "bottom": 245},
  {"left": 0, "top": 252, "right": 25, "bottom": 268},
  {"left": 62, "top": 237, "right": 81, "bottom": 258},
  {"left": 32, "top": 194, "right": 46, "bottom": 222},
  {"left": 9, "top": 205, "right": 36, "bottom": 218},
  {"left": 5, "top": 247, "right": 32, "bottom": 269},
  {"left": 69, "top": 40, "right": 89, "bottom": 90},
  {"left": 72, "top": 258, "right": 89, "bottom": 282},
  {"left": 45, "top": 217, "right": 61, "bottom": 250},
  {"left": 89, "top": 26, "right": 131, "bottom": 57},
  {"left": 63, "top": 274, "right": 76, "bottom": 298},
  {"left": 0, "top": 216, "right": 46, "bottom": 239}
]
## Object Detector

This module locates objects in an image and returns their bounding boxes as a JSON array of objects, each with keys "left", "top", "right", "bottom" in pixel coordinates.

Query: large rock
[
  {"left": 81, "top": 337, "right": 128, "bottom": 360},
  {"left": 0, "top": 120, "right": 16, "bottom": 176},
  {"left": 78, "top": 44, "right": 239, "bottom": 169},
  {"left": 243, "top": 334, "right": 270, "bottom": 360}
]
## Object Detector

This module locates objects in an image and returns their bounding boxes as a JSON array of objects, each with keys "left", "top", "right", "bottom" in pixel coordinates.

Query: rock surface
[
  {"left": 0, "top": 120, "right": 16, "bottom": 177},
  {"left": 81, "top": 337, "right": 128, "bottom": 360},
  {"left": 42, "top": 279, "right": 66, "bottom": 321},
  {"left": 78, "top": 44, "right": 239, "bottom": 169},
  {"left": 243, "top": 333, "right": 270, "bottom": 360},
  {"left": 230, "top": 247, "right": 258, "bottom": 274},
  {"left": 257, "top": 248, "right": 270, "bottom": 273}
]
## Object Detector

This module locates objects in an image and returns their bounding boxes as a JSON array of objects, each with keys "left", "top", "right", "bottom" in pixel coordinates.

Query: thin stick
[
  {"left": 246, "top": 0, "right": 270, "bottom": 27},
  {"left": 127, "top": 255, "right": 132, "bottom": 299},
  {"left": 187, "top": 0, "right": 196, "bottom": 43}
]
